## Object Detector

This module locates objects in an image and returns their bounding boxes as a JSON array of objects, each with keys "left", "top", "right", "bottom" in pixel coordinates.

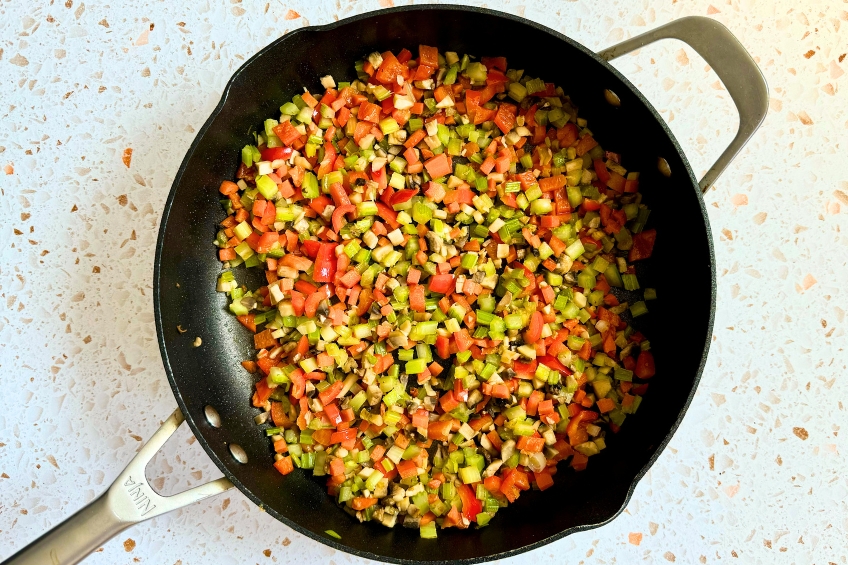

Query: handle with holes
[
  {"left": 598, "top": 16, "right": 768, "bottom": 193},
  {"left": 2, "top": 409, "right": 233, "bottom": 565}
]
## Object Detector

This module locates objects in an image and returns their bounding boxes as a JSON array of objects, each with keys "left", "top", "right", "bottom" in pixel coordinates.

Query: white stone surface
[{"left": 1, "top": 0, "right": 846, "bottom": 564}]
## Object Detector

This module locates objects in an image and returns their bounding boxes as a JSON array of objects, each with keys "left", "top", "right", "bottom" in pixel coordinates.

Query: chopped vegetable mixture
[{"left": 215, "top": 45, "right": 658, "bottom": 535}]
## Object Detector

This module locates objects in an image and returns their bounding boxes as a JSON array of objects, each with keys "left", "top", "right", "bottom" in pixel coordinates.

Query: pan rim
[{"left": 153, "top": 5, "right": 717, "bottom": 563}]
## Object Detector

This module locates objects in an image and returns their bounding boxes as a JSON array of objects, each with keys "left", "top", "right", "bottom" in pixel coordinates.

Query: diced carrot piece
[
  {"left": 534, "top": 471, "right": 555, "bottom": 491},
  {"left": 219, "top": 180, "right": 239, "bottom": 195},
  {"left": 351, "top": 497, "right": 378, "bottom": 511},
  {"left": 329, "top": 457, "right": 346, "bottom": 476},
  {"left": 427, "top": 419, "right": 452, "bottom": 441},
  {"left": 597, "top": 398, "right": 616, "bottom": 413},
  {"left": 423, "top": 153, "right": 452, "bottom": 179},
  {"left": 274, "top": 456, "right": 295, "bottom": 475}
]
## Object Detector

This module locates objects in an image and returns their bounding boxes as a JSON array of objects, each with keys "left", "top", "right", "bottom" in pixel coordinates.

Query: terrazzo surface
[{"left": 1, "top": 0, "right": 847, "bottom": 564}]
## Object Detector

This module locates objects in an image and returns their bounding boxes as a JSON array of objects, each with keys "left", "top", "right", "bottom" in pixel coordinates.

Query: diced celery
[
  {"left": 420, "top": 522, "right": 437, "bottom": 539},
  {"left": 357, "top": 201, "right": 378, "bottom": 216},
  {"left": 379, "top": 117, "right": 400, "bottom": 135},
  {"left": 504, "top": 405, "right": 526, "bottom": 421},
  {"left": 567, "top": 186, "right": 583, "bottom": 208},
  {"left": 301, "top": 172, "right": 319, "bottom": 199},
  {"left": 465, "top": 62, "right": 488, "bottom": 82},
  {"left": 529, "top": 198, "right": 552, "bottom": 215},
  {"left": 296, "top": 105, "right": 313, "bottom": 124},
  {"left": 443, "top": 64, "right": 459, "bottom": 85},
  {"left": 605, "top": 264, "right": 623, "bottom": 287},
  {"left": 256, "top": 175, "right": 279, "bottom": 199},
  {"left": 630, "top": 300, "right": 648, "bottom": 317},
  {"left": 504, "top": 314, "right": 524, "bottom": 330},
  {"left": 234, "top": 241, "right": 254, "bottom": 260},
  {"left": 459, "top": 466, "right": 482, "bottom": 484},
  {"left": 565, "top": 240, "right": 585, "bottom": 260},
  {"left": 538, "top": 241, "right": 554, "bottom": 260},
  {"left": 622, "top": 273, "right": 640, "bottom": 291},
  {"left": 233, "top": 221, "right": 253, "bottom": 241},
  {"left": 280, "top": 102, "right": 299, "bottom": 116},
  {"left": 241, "top": 145, "right": 256, "bottom": 167},
  {"left": 405, "top": 358, "right": 427, "bottom": 374},
  {"left": 613, "top": 367, "right": 633, "bottom": 382},
  {"left": 365, "top": 469, "right": 384, "bottom": 491},
  {"left": 508, "top": 82, "right": 527, "bottom": 102},
  {"left": 577, "top": 272, "right": 596, "bottom": 291}
]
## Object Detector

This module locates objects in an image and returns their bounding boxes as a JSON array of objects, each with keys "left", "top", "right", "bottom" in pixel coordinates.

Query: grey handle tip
[{"left": 3, "top": 409, "right": 233, "bottom": 565}]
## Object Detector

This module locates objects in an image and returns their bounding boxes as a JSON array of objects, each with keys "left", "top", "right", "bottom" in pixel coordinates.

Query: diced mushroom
[{"left": 501, "top": 439, "right": 516, "bottom": 463}]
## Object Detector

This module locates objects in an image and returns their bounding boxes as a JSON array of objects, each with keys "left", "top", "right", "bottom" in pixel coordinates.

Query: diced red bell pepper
[
  {"left": 273, "top": 121, "right": 301, "bottom": 146},
  {"left": 255, "top": 232, "right": 279, "bottom": 254},
  {"left": 428, "top": 273, "right": 455, "bottom": 294},
  {"left": 593, "top": 160, "right": 610, "bottom": 185},
  {"left": 304, "top": 285, "right": 331, "bottom": 318},
  {"left": 302, "top": 239, "right": 321, "bottom": 259},
  {"left": 358, "top": 101, "right": 382, "bottom": 123},
  {"left": 260, "top": 146, "right": 293, "bottom": 162},
  {"left": 481, "top": 56, "right": 507, "bottom": 72},
  {"left": 537, "top": 355, "right": 569, "bottom": 374},
  {"left": 453, "top": 328, "right": 472, "bottom": 353},
  {"left": 396, "top": 48, "right": 413, "bottom": 64},
  {"left": 494, "top": 103, "right": 517, "bottom": 134},
  {"left": 558, "top": 123, "right": 579, "bottom": 147},
  {"left": 485, "top": 70, "right": 510, "bottom": 86},
  {"left": 375, "top": 202, "right": 399, "bottom": 229},
  {"left": 582, "top": 198, "right": 601, "bottom": 212},
  {"left": 332, "top": 204, "right": 356, "bottom": 234},
  {"left": 457, "top": 483, "right": 482, "bottom": 522},
  {"left": 419, "top": 45, "right": 439, "bottom": 68},
  {"left": 319, "top": 380, "right": 344, "bottom": 406},
  {"left": 313, "top": 243, "right": 337, "bottom": 283},
  {"left": 524, "top": 311, "right": 544, "bottom": 343},
  {"left": 390, "top": 188, "right": 418, "bottom": 206},
  {"left": 576, "top": 135, "right": 598, "bottom": 157},
  {"left": 329, "top": 182, "right": 351, "bottom": 207},
  {"left": 289, "top": 368, "right": 306, "bottom": 399},
  {"left": 513, "top": 360, "right": 537, "bottom": 376},
  {"left": 629, "top": 229, "right": 656, "bottom": 262},
  {"left": 375, "top": 51, "right": 408, "bottom": 85},
  {"left": 635, "top": 350, "right": 656, "bottom": 379},
  {"left": 435, "top": 335, "right": 451, "bottom": 359}
]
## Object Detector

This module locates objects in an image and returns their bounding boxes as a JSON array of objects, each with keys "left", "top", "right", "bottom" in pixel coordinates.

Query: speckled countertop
[{"left": 1, "top": 0, "right": 846, "bottom": 563}]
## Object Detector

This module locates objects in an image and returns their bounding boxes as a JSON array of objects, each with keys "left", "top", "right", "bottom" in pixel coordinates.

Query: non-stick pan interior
[{"left": 154, "top": 6, "right": 715, "bottom": 563}]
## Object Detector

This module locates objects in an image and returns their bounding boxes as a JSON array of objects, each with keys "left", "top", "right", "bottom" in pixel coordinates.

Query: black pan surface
[{"left": 153, "top": 5, "right": 715, "bottom": 563}]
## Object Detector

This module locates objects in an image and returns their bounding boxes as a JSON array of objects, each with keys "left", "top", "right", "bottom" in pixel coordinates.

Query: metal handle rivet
[
  {"left": 604, "top": 89, "right": 621, "bottom": 107},
  {"left": 229, "top": 443, "right": 248, "bottom": 464},
  {"left": 657, "top": 157, "right": 672, "bottom": 177},
  {"left": 204, "top": 405, "right": 222, "bottom": 428}
]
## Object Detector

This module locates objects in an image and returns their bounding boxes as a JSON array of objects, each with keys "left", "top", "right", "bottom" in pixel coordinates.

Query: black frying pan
[{"left": 3, "top": 6, "right": 767, "bottom": 565}]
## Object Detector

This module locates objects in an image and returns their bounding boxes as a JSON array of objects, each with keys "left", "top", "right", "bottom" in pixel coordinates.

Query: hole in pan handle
[
  {"left": 2, "top": 408, "right": 234, "bottom": 565},
  {"left": 597, "top": 16, "right": 769, "bottom": 194}
]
